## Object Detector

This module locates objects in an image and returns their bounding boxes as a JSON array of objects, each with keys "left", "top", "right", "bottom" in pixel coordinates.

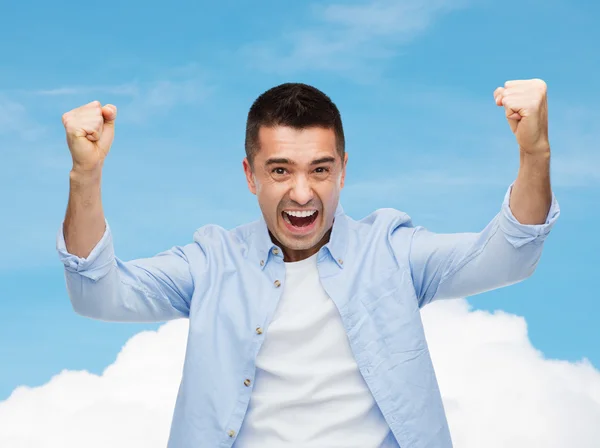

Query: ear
[
  {"left": 339, "top": 152, "right": 348, "bottom": 189},
  {"left": 243, "top": 157, "right": 257, "bottom": 195}
]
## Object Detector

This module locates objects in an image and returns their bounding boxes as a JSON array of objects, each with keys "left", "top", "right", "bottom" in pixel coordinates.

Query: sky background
[{"left": 1, "top": 0, "right": 599, "bottom": 445}]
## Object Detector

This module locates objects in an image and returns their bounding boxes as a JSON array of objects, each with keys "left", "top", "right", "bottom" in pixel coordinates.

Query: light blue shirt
[{"left": 56, "top": 183, "right": 560, "bottom": 447}]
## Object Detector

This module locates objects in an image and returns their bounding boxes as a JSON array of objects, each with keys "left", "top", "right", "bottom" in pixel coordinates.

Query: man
[{"left": 57, "top": 81, "right": 560, "bottom": 447}]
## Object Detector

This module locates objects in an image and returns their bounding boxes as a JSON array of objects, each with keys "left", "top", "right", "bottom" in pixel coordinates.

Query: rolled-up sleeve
[
  {"left": 57, "top": 219, "right": 115, "bottom": 281},
  {"left": 56, "top": 220, "right": 199, "bottom": 323},
  {"left": 499, "top": 182, "right": 561, "bottom": 248},
  {"left": 401, "top": 183, "right": 560, "bottom": 307}
]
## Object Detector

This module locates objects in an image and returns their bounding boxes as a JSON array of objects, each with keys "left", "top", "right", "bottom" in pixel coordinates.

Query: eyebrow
[{"left": 264, "top": 156, "right": 336, "bottom": 166}]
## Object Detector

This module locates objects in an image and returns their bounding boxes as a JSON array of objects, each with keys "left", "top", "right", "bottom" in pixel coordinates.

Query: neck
[{"left": 270, "top": 227, "right": 333, "bottom": 262}]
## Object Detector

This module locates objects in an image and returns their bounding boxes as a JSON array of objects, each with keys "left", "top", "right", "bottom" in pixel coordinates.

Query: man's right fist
[{"left": 62, "top": 101, "right": 117, "bottom": 173}]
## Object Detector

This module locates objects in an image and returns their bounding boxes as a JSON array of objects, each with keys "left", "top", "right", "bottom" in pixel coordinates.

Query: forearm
[
  {"left": 63, "top": 168, "right": 106, "bottom": 258},
  {"left": 509, "top": 148, "right": 552, "bottom": 225}
]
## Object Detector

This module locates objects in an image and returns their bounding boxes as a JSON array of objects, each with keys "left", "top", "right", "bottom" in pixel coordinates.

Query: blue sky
[{"left": 0, "top": 0, "right": 598, "bottom": 402}]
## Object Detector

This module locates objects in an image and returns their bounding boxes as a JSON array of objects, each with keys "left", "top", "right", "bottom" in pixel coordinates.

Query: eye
[
  {"left": 272, "top": 167, "right": 287, "bottom": 175},
  {"left": 314, "top": 167, "right": 330, "bottom": 174}
]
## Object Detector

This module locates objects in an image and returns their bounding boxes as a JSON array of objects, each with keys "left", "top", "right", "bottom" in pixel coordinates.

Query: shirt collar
[{"left": 251, "top": 202, "right": 348, "bottom": 270}]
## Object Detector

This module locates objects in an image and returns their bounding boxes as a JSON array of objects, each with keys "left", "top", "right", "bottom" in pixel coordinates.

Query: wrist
[
  {"left": 519, "top": 144, "right": 551, "bottom": 158},
  {"left": 516, "top": 146, "right": 551, "bottom": 188},
  {"left": 70, "top": 166, "right": 102, "bottom": 185},
  {"left": 519, "top": 146, "right": 550, "bottom": 165}
]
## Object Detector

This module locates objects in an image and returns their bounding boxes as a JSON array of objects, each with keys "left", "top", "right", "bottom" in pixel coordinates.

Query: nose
[{"left": 289, "top": 175, "right": 314, "bottom": 206}]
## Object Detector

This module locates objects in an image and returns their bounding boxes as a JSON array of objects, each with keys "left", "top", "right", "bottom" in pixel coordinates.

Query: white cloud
[
  {"left": 422, "top": 300, "right": 600, "bottom": 447},
  {"left": 241, "top": 0, "right": 469, "bottom": 79},
  {"left": 0, "top": 322, "right": 188, "bottom": 448},
  {"left": 0, "top": 96, "right": 46, "bottom": 140},
  {"left": 319, "top": 0, "right": 466, "bottom": 36},
  {"left": 121, "top": 78, "right": 212, "bottom": 124},
  {"left": 20, "top": 63, "right": 214, "bottom": 125},
  {"left": 30, "top": 84, "right": 139, "bottom": 97},
  {"left": 2, "top": 299, "right": 599, "bottom": 447}
]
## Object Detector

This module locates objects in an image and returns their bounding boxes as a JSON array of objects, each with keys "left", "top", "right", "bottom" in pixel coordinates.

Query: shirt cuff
[
  {"left": 499, "top": 182, "right": 561, "bottom": 248},
  {"left": 56, "top": 219, "right": 115, "bottom": 281}
]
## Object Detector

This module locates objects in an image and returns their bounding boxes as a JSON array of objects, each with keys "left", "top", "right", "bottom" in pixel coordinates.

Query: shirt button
[
  {"left": 227, "top": 429, "right": 236, "bottom": 438},
  {"left": 274, "top": 280, "right": 281, "bottom": 288},
  {"left": 256, "top": 327, "right": 263, "bottom": 335},
  {"left": 273, "top": 247, "right": 280, "bottom": 255},
  {"left": 244, "top": 378, "right": 251, "bottom": 387},
  {"left": 338, "top": 258, "right": 344, "bottom": 265},
  {"left": 260, "top": 260, "right": 264, "bottom": 266}
]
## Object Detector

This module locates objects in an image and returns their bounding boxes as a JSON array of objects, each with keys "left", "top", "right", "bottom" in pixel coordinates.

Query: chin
[{"left": 283, "top": 235, "right": 323, "bottom": 251}]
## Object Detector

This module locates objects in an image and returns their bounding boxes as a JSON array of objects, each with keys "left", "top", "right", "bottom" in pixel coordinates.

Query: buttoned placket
[{"left": 224, "top": 246, "right": 286, "bottom": 444}]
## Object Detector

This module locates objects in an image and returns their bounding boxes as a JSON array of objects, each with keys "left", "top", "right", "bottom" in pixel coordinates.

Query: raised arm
[
  {"left": 62, "top": 100, "right": 114, "bottom": 260},
  {"left": 399, "top": 79, "right": 560, "bottom": 308},
  {"left": 57, "top": 101, "right": 198, "bottom": 323},
  {"left": 404, "top": 183, "right": 559, "bottom": 308}
]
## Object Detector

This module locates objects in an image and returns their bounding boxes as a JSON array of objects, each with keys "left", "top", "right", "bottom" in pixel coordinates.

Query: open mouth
[{"left": 282, "top": 210, "right": 319, "bottom": 230}]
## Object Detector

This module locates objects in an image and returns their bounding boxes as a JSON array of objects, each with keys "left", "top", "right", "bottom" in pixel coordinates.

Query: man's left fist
[{"left": 494, "top": 79, "right": 550, "bottom": 155}]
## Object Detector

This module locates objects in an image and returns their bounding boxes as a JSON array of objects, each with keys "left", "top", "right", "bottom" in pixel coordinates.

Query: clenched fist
[
  {"left": 62, "top": 101, "right": 117, "bottom": 173},
  {"left": 493, "top": 79, "right": 550, "bottom": 155}
]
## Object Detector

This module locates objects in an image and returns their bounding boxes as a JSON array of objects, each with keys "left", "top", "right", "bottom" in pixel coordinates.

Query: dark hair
[{"left": 245, "top": 82, "right": 345, "bottom": 167}]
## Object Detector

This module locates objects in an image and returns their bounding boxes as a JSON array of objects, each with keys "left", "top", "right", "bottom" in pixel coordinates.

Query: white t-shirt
[{"left": 235, "top": 253, "right": 393, "bottom": 447}]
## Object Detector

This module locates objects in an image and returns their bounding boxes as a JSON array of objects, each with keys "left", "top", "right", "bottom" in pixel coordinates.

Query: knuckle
[
  {"left": 531, "top": 78, "right": 547, "bottom": 91},
  {"left": 538, "top": 80, "right": 547, "bottom": 92}
]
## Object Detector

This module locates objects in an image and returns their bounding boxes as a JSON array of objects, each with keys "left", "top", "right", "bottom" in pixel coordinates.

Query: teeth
[{"left": 285, "top": 210, "right": 316, "bottom": 218}]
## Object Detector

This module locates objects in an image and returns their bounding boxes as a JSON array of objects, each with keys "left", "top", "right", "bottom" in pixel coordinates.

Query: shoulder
[
  {"left": 189, "top": 220, "right": 258, "bottom": 260},
  {"left": 334, "top": 208, "right": 419, "bottom": 273},
  {"left": 340, "top": 208, "right": 419, "bottom": 264},
  {"left": 346, "top": 207, "right": 416, "bottom": 238}
]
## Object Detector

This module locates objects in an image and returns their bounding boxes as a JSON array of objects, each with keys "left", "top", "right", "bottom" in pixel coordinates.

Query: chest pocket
[{"left": 359, "top": 267, "right": 426, "bottom": 356}]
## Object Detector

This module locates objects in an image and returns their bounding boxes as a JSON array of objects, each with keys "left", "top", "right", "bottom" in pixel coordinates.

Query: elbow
[
  {"left": 65, "top": 269, "right": 132, "bottom": 322},
  {"left": 70, "top": 302, "right": 94, "bottom": 319},
  {"left": 66, "top": 281, "right": 124, "bottom": 322},
  {"left": 69, "top": 294, "right": 109, "bottom": 321},
  {"left": 508, "top": 247, "right": 543, "bottom": 285},
  {"left": 523, "top": 256, "right": 542, "bottom": 280},
  {"left": 69, "top": 296, "right": 132, "bottom": 322},
  {"left": 512, "top": 263, "right": 536, "bottom": 285},
  {"left": 62, "top": 270, "right": 106, "bottom": 320}
]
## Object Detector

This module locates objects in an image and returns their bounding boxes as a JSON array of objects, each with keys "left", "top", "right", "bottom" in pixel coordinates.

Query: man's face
[{"left": 243, "top": 125, "right": 348, "bottom": 262}]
